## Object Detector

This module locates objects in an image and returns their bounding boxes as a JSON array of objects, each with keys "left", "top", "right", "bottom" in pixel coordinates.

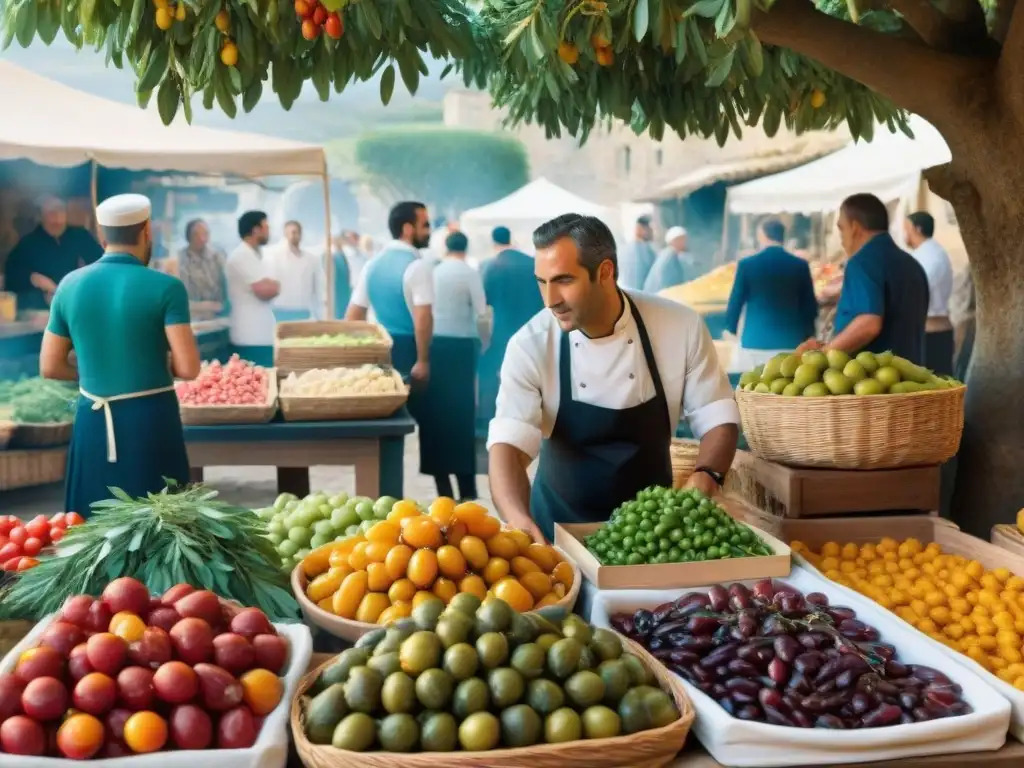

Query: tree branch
[
  {"left": 753, "top": 0, "right": 995, "bottom": 127},
  {"left": 886, "top": 0, "right": 957, "bottom": 48}
]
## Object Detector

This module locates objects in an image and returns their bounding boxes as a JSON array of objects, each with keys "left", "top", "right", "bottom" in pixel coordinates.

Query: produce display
[
  {"left": 0, "top": 513, "right": 85, "bottom": 573},
  {"left": 659, "top": 263, "right": 737, "bottom": 307},
  {"left": 280, "top": 365, "right": 403, "bottom": 396},
  {"left": 584, "top": 487, "right": 773, "bottom": 565},
  {"left": 0, "top": 577, "right": 289, "bottom": 758},
  {"left": 279, "top": 332, "right": 381, "bottom": 348},
  {"left": 612, "top": 579, "right": 973, "bottom": 728},
  {"left": 0, "top": 484, "right": 297, "bottom": 622},
  {"left": 299, "top": 597, "right": 679, "bottom": 752},
  {"left": 256, "top": 491, "right": 385, "bottom": 572},
  {"left": 301, "top": 498, "right": 575, "bottom": 621},
  {"left": 738, "top": 349, "right": 962, "bottom": 396},
  {"left": 797, "top": 538, "right": 1024, "bottom": 689},
  {"left": 0, "top": 377, "right": 78, "bottom": 423},
  {"left": 175, "top": 355, "right": 270, "bottom": 406}
]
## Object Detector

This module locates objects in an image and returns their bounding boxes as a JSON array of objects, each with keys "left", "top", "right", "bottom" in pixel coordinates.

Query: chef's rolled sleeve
[
  {"left": 486, "top": 336, "right": 544, "bottom": 459},
  {"left": 682, "top": 319, "right": 740, "bottom": 438}
]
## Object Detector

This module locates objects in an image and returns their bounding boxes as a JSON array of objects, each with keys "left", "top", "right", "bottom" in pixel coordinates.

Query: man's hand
[
  {"left": 795, "top": 337, "right": 822, "bottom": 354},
  {"left": 411, "top": 360, "right": 430, "bottom": 384},
  {"left": 685, "top": 470, "right": 720, "bottom": 497},
  {"left": 30, "top": 273, "right": 57, "bottom": 294}
]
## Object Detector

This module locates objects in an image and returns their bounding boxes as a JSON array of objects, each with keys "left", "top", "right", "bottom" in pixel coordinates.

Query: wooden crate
[{"left": 725, "top": 450, "right": 941, "bottom": 518}]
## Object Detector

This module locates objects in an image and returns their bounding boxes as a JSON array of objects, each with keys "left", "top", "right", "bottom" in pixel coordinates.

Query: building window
[
  {"left": 619, "top": 146, "right": 631, "bottom": 176},
  {"left": 655, "top": 149, "right": 663, "bottom": 167}
]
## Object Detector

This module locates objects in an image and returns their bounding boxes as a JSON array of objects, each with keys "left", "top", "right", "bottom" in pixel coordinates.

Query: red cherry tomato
[
  {"left": 2, "top": 556, "right": 21, "bottom": 571},
  {"left": 8, "top": 527, "right": 27, "bottom": 546},
  {"left": 0, "top": 535, "right": 7, "bottom": 549},
  {"left": 0, "top": 518, "right": 13, "bottom": 535},
  {"left": 22, "top": 537, "right": 42, "bottom": 556},
  {"left": 0, "top": 541, "right": 20, "bottom": 561},
  {"left": 49, "top": 512, "right": 66, "bottom": 527},
  {"left": 25, "top": 519, "right": 48, "bottom": 539},
  {"left": 50, "top": 527, "right": 65, "bottom": 543},
  {"left": 66, "top": 512, "right": 85, "bottom": 527},
  {"left": 16, "top": 557, "right": 39, "bottom": 571}
]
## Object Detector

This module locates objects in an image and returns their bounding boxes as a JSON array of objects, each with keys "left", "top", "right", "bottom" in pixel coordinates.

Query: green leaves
[
  {"left": 157, "top": 75, "right": 179, "bottom": 125},
  {"left": 633, "top": 0, "right": 650, "bottom": 42},
  {"left": 380, "top": 63, "right": 395, "bottom": 105}
]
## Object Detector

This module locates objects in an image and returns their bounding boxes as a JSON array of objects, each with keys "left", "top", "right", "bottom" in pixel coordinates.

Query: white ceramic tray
[
  {"left": 1, "top": 612, "right": 312, "bottom": 768},
  {"left": 589, "top": 565, "right": 1010, "bottom": 767}
]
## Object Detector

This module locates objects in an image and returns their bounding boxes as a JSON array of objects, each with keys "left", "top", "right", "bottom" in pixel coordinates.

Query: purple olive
[
  {"left": 718, "top": 696, "right": 736, "bottom": 716},
  {"left": 908, "top": 666, "right": 952, "bottom": 686},
  {"left": 652, "top": 648, "right": 674, "bottom": 660},
  {"left": 725, "top": 678, "right": 760, "bottom": 700},
  {"left": 727, "top": 658, "right": 761, "bottom": 678},
  {"left": 913, "top": 706, "right": 934, "bottom": 722},
  {"left": 708, "top": 585, "right": 729, "bottom": 612},
  {"left": 827, "top": 606, "right": 857, "bottom": 623},
  {"left": 885, "top": 660, "right": 910, "bottom": 678},
  {"left": 851, "top": 692, "right": 872, "bottom": 715},
  {"left": 899, "top": 691, "right": 919, "bottom": 710},
  {"left": 700, "top": 642, "right": 739, "bottom": 669},
  {"left": 759, "top": 687, "right": 785, "bottom": 710},
  {"left": 861, "top": 704, "right": 902, "bottom": 728},
  {"left": 737, "top": 614, "right": 758, "bottom": 637},
  {"left": 815, "top": 657, "right": 843, "bottom": 685},
  {"left": 778, "top": 593, "right": 807, "bottom": 617},
  {"left": 797, "top": 632, "right": 829, "bottom": 650},
  {"left": 768, "top": 657, "right": 790, "bottom": 685},
  {"left": 715, "top": 666, "right": 730, "bottom": 679},
  {"left": 838, "top": 619, "right": 880, "bottom": 642},
  {"left": 710, "top": 683, "right": 728, "bottom": 699},
  {"left": 652, "top": 601, "right": 678, "bottom": 623},
  {"left": 806, "top": 592, "right": 830, "bottom": 607},
  {"left": 794, "top": 651, "right": 826, "bottom": 676},
  {"left": 671, "top": 634, "right": 715, "bottom": 652},
  {"left": 816, "top": 714, "right": 846, "bottom": 729},
  {"left": 653, "top": 618, "right": 689, "bottom": 636},
  {"left": 752, "top": 579, "right": 776, "bottom": 601},
  {"left": 736, "top": 704, "right": 762, "bottom": 721},
  {"left": 835, "top": 670, "right": 857, "bottom": 689},
  {"left": 774, "top": 636, "right": 800, "bottom": 663},
  {"left": 900, "top": 712, "right": 915, "bottom": 725},
  {"left": 791, "top": 709, "right": 814, "bottom": 728},
  {"left": 690, "top": 664, "right": 716, "bottom": 685},
  {"left": 764, "top": 706, "right": 795, "bottom": 727},
  {"left": 761, "top": 615, "right": 788, "bottom": 636},
  {"left": 773, "top": 581, "right": 800, "bottom": 597},
  {"left": 861, "top": 642, "right": 896, "bottom": 660},
  {"left": 786, "top": 672, "right": 813, "bottom": 696},
  {"left": 925, "top": 682, "right": 963, "bottom": 697},
  {"left": 668, "top": 648, "right": 700, "bottom": 666},
  {"left": 633, "top": 609, "right": 655, "bottom": 635},
  {"left": 648, "top": 636, "right": 666, "bottom": 652},
  {"left": 611, "top": 614, "right": 634, "bottom": 634},
  {"left": 687, "top": 615, "right": 721, "bottom": 636}
]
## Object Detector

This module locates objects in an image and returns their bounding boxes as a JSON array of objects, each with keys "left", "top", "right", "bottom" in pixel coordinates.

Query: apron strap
[
  {"left": 80, "top": 385, "right": 177, "bottom": 464},
  {"left": 624, "top": 293, "right": 668, "bottom": 406}
]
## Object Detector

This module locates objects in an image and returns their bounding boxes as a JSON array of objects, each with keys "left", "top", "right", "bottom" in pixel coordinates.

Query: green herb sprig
[{"left": 0, "top": 483, "right": 299, "bottom": 621}]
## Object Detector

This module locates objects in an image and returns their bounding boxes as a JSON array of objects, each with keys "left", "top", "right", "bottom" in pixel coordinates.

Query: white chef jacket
[
  {"left": 225, "top": 241, "right": 276, "bottom": 346},
  {"left": 265, "top": 242, "right": 325, "bottom": 318},
  {"left": 910, "top": 238, "right": 954, "bottom": 318},
  {"left": 432, "top": 257, "right": 488, "bottom": 338},
  {"left": 487, "top": 290, "right": 739, "bottom": 460},
  {"left": 350, "top": 240, "right": 435, "bottom": 313}
]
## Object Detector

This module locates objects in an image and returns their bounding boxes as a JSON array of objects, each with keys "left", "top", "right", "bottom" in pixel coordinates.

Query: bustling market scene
[{"left": 0, "top": 0, "right": 1023, "bottom": 765}]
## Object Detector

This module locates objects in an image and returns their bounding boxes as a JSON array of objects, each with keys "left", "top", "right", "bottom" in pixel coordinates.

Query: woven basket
[
  {"left": 0, "top": 619, "right": 33, "bottom": 658},
  {"left": 736, "top": 385, "right": 966, "bottom": 469},
  {"left": 670, "top": 438, "right": 699, "bottom": 487},
  {"left": 280, "top": 369, "right": 409, "bottom": 422},
  {"left": 10, "top": 421, "right": 73, "bottom": 449},
  {"left": 179, "top": 369, "right": 279, "bottom": 425},
  {"left": 0, "top": 420, "right": 14, "bottom": 450},
  {"left": 292, "top": 542, "right": 583, "bottom": 643},
  {"left": 0, "top": 448, "right": 66, "bottom": 491},
  {"left": 291, "top": 633, "right": 694, "bottom": 768},
  {"left": 275, "top": 320, "right": 393, "bottom": 373}
]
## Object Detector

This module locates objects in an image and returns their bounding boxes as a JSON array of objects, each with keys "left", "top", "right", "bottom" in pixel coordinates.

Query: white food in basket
[
  {"left": 589, "top": 565, "right": 1011, "bottom": 767},
  {"left": 0, "top": 614, "right": 312, "bottom": 768},
  {"left": 280, "top": 365, "right": 401, "bottom": 396}
]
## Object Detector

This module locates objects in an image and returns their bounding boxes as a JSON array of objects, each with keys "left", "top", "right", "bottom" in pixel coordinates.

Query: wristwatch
[{"left": 693, "top": 466, "right": 726, "bottom": 487}]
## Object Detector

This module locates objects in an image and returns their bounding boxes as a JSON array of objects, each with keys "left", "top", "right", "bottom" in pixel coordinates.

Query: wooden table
[
  {"left": 298, "top": 652, "right": 1023, "bottom": 767},
  {"left": 184, "top": 409, "right": 416, "bottom": 499}
]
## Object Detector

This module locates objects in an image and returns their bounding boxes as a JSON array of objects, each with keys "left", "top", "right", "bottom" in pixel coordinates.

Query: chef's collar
[{"left": 574, "top": 291, "right": 632, "bottom": 342}]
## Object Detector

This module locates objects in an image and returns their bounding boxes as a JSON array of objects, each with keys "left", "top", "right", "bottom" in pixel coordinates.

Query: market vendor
[
  {"left": 38, "top": 193, "right": 200, "bottom": 515},
  {"left": 266, "top": 220, "right": 324, "bottom": 322},
  {"left": 487, "top": 213, "right": 740, "bottom": 543},
  {"left": 225, "top": 211, "right": 279, "bottom": 366},
  {"left": 802, "top": 194, "right": 929, "bottom": 364},
  {"left": 177, "top": 218, "right": 227, "bottom": 311},
  {"left": 3, "top": 195, "right": 103, "bottom": 310}
]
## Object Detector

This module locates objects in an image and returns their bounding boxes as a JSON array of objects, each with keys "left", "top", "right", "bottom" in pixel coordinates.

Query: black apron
[{"left": 530, "top": 295, "right": 673, "bottom": 541}]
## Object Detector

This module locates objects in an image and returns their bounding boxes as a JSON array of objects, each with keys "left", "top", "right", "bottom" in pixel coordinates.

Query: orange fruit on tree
[
  {"left": 387, "top": 499, "right": 421, "bottom": 523},
  {"left": 494, "top": 578, "right": 534, "bottom": 612},
  {"left": 240, "top": 668, "right": 283, "bottom": 716},
  {"left": 483, "top": 557, "right": 510, "bottom": 585},
  {"left": 402, "top": 517, "right": 444, "bottom": 550},
  {"left": 459, "top": 574, "right": 488, "bottom": 600},
  {"left": 385, "top": 544, "right": 414, "bottom": 581},
  {"left": 155, "top": 7, "right": 173, "bottom": 30},
  {"left": 459, "top": 535, "right": 489, "bottom": 571},
  {"left": 175, "top": 2, "right": 186, "bottom": 20},
  {"left": 437, "top": 545, "right": 468, "bottom": 580},
  {"left": 123, "top": 711, "right": 168, "bottom": 754},
  {"left": 596, "top": 47, "right": 615, "bottom": 67},
  {"left": 429, "top": 497, "right": 457, "bottom": 527},
  {"left": 220, "top": 42, "right": 239, "bottom": 68},
  {"left": 388, "top": 577, "right": 417, "bottom": 603},
  {"left": 407, "top": 548, "right": 439, "bottom": 588},
  {"left": 110, "top": 612, "right": 146, "bottom": 643},
  {"left": 215, "top": 9, "right": 231, "bottom": 32},
  {"left": 366, "top": 520, "right": 401, "bottom": 545},
  {"left": 557, "top": 41, "right": 579, "bottom": 65}
]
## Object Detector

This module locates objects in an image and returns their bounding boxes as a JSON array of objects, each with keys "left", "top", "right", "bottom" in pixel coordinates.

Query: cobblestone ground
[{"left": 3, "top": 431, "right": 500, "bottom": 518}]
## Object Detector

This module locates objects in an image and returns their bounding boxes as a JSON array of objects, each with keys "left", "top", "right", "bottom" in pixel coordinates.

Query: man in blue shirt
[
  {"left": 725, "top": 218, "right": 818, "bottom": 369},
  {"left": 808, "top": 194, "right": 928, "bottom": 364},
  {"left": 478, "top": 226, "right": 544, "bottom": 429},
  {"left": 617, "top": 215, "right": 657, "bottom": 290},
  {"left": 4, "top": 196, "right": 103, "bottom": 310},
  {"left": 643, "top": 226, "right": 696, "bottom": 294}
]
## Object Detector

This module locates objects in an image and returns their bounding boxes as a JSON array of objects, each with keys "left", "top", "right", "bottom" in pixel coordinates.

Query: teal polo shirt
[{"left": 46, "top": 252, "right": 191, "bottom": 397}]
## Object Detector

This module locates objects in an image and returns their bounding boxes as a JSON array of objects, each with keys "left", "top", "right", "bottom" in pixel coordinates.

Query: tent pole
[{"left": 321, "top": 163, "right": 333, "bottom": 319}]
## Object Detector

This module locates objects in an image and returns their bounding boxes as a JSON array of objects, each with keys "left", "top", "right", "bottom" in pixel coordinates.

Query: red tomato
[
  {"left": 22, "top": 538, "right": 42, "bottom": 556},
  {"left": 50, "top": 527, "right": 65, "bottom": 543},
  {"left": 2, "top": 556, "right": 21, "bottom": 571},
  {"left": 49, "top": 513, "right": 66, "bottom": 527},
  {"left": 16, "top": 557, "right": 39, "bottom": 571},
  {"left": 66, "top": 513, "right": 85, "bottom": 526},
  {"left": 9, "top": 527, "right": 27, "bottom": 546},
  {"left": 0, "top": 535, "right": 7, "bottom": 548},
  {"left": 0, "top": 541, "right": 21, "bottom": 561},
  {"left": 0, "top": 518, "right": 14, "bottom": 535},
  {"left": 25, "top": 519, "right": 48, "bottom": 539}
]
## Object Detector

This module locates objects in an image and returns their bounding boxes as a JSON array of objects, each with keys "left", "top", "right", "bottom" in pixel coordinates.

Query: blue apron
[
  {"left": 65, "top": 390, "right": 189, "bottom": 515},
  {"left": 332, "top": 252, "right": 351, "bottom": 319},
  {"left": 272, "top": 308, "right": 312, "bottom": 322},
  {"left": 530, "top": 295, "right": 673, "bottom": 541}
]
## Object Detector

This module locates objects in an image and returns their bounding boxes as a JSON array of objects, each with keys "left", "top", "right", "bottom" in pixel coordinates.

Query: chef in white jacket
[{"left": 266, "top": 220, "right": 325, "bottom": 321}]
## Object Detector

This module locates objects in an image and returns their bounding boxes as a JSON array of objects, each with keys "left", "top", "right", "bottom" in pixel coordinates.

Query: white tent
[
  {"left": 726, "top": 116, "right": 950, "bottom": 214},
  {"left": 0, "top": 61, "right": 325, "bottom": 178}
]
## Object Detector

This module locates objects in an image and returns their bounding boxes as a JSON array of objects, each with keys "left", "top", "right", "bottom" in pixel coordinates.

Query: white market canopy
[
  {"left": 725, "top": 116, "right": 951, "bottom": 215},
  {"left": 0, "top": 61, "right": 325, "bottom": 177},
  {"left": 461, "top": 177, "right": 612, "bottom": 227}
]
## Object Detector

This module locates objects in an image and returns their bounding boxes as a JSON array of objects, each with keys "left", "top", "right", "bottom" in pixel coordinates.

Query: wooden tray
[
  {"left": 275, "top": 320, "right": 393, "bottom": 373},
  {"left": 178, "top": 368, "right": 279, "bottom": 425},
  {"left": 279, "top": 369, "right": 408, "bottom": 422},
  {"left": 0, "top": 447, "right": 66, "bottom": 491}
]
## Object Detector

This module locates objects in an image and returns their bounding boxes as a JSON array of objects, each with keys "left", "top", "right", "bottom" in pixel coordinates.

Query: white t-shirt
[
  {"left": 487, "top": 291, "right": 739, "bottom": 460},
  {"left": 265, "top": 242, "right": 324, "bottom": 318},
  {"left": 225, "top": 241, "right": 276, "bottom": 346},
  {"left": 911, "top": 238, "right": 954, "bottom": 318},
  {"left": 350, "top": 240, "right": 435, "bottom": 313},
  {"left": 432, "top": 257, "right": 488, "bottom": 338},
  {"left": 342, "top": 245, "right": 369, "bottom": 290}
]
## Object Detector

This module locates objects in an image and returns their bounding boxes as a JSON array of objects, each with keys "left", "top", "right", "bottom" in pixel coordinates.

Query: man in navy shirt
[
  {"left": 808, "top": 194, "right": 928, "bottom": 364},
  {"left": 725, "top": 218, "right": 818, "bottom": 369}
]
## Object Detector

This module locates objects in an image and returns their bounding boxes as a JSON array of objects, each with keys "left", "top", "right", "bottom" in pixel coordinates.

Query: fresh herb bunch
[
  {"left": 0, "top": 377, "right": 77, "bottom": 423},
  {"left": 0, "top": 483, "right": 299, "bottom": 621}
]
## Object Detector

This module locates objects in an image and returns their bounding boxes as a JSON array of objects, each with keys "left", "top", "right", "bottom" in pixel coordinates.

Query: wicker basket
[
  {"left": 291, "top": 633, "right": 694, "bottom": 768},
  {"left": 292, "top": 543, "right": 583, "bottom": 643},
  {"left": 0, "top": 420, "right": 14, "bottom": 451},
  {"left": 0, "top": 619, "right": 33, "bottom": 658},
  {"left": 179, "top": 369, "right": 280, "bottom": 425},
  {"left": 275, "top": 320, "right": 393, "bottom": 373},
  {"left": 280, "top": 369, "right": 409, "bottom": 422},
  {"left": 736, "top": 385, "right": 966, "bottom": 469},
  {"left": 10, "top": 421, "right": 73, "bottom": 449},
  {"left": 0, "top": 448, "right": 66, "bottom": 491},
  {"left": 670, "top": 438, "right": 699, "bottom": 487}
]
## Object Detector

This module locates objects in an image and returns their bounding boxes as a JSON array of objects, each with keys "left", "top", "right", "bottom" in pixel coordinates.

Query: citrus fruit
[{"left": 123, "top": 711, "right": 168, "bottom": 753}]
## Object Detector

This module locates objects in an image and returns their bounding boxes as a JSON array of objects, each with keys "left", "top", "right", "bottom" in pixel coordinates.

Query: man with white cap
[
  {"left": 643, "top": 225, "right": 696, "bottom": 294},
  {"left": 39, "top": 193, "right": 200, "bottom": 515}
]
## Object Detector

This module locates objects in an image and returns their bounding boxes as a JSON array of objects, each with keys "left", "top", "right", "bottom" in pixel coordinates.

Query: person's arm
[
  {"left": 39, "top": 292, "right": 77, "bottom": 381},
  {"left": 164, "top": 281, "right": 200, "bottom": 379},
  {"left": 723, "top": 261, "right": 747, "bottom": 336},
  {"left": 408, "top": 260, "right": 435, "bottom": 383},
  {"left": 470, "top": 272, "right": 492, "bottom": 348},
  {"left": 827, "top": 257, "right": 884, "bottom": 354},
  {"left": 680, "top": 317, "right": 740, "bottom": 494},
  {"left": 344, "top": 266, "right": 370, "bottom": 321},
  {"left": 487, "top": 337, "right": 546, "bottom": 543}
]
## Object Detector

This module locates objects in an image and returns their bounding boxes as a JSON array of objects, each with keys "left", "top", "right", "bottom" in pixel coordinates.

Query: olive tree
[{"left": 3, "top": 0, "right": 1015, "bottom": 535}]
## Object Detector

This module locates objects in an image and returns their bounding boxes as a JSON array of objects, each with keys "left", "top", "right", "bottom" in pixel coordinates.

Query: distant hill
[{"left": 1, "top": 38, "right": 452, "bottom": 143}]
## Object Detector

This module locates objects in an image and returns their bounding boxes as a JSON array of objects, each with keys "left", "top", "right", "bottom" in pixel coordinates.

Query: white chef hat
[
  {"left": 96, "top": 194, "right": 151, "bottom": 227},
  {"left": 665, "top": 226, "right": 687, "bottom": 244}
]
